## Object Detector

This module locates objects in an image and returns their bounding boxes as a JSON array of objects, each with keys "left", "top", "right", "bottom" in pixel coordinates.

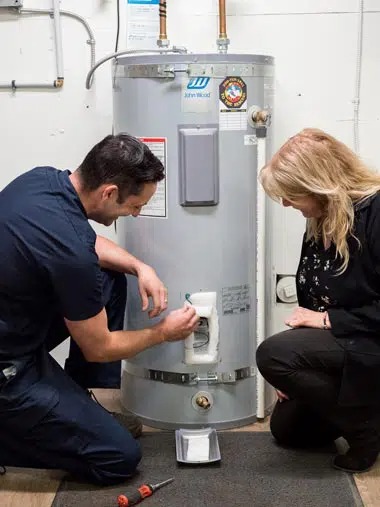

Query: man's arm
[
  {"left": 65, "top": 305, "right": 199, "bottom": 362},
  {"left": 95, "top": 235, "right": 167, "bottom": 317},
  {"left": 95, "top": 235, "right": 142, "bottom": 274}
]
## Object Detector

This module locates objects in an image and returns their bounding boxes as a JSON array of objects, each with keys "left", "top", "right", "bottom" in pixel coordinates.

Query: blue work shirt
[{"left": 0, "top": 167, "right": 104, "bottom": 363}]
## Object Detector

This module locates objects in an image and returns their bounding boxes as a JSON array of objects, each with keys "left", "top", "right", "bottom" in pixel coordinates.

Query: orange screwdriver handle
[{"left": 117, "top": 484, "right": 153, "bottom": 506}]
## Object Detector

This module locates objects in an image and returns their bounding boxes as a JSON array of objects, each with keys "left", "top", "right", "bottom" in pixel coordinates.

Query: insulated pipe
[
  {"left": 256, "top": 134, "right": 267, "bottom": 419},
  {"left": 52, "top": 0, "right": 64, "bottom": 81}
]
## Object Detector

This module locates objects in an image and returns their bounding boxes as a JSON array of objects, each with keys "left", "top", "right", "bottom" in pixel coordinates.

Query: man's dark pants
[{"left": 0, "top": 270, "right": 141, "bottom": 485}]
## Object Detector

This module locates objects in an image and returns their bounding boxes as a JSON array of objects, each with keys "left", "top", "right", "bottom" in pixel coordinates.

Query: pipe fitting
[
  {"left": 157, "top": 38, "right": 170, "bottom": 49},
  {"left": 247, "top": 105, "right": 271, "bottom": 130},
  {"left": 54, "top": 78, "right": 64, "bottom": 88},
  {"left": 252, "top": 110, "right": 270, "bottom": 124},
  {"left": 217, "top": 37, "right": 230, "bottom": 54}
]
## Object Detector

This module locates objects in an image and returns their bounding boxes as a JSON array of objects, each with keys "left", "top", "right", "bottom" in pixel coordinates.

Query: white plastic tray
[{"left": 175, "top": 428, "right": 221, "bottom": 464}]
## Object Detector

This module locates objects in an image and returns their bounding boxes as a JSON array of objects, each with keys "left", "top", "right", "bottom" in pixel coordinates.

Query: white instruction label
[
  {"left": 222, "top": 284, "right": 251, "bottom": 315},
  {"left": 126, "top": 0, "right": 159, "bottom": 50},
  {"left": 219, "top": 105, "right": 248, "bottom": 131},
  {"left": 139, "top": 137, "right": 167, "bottom": 218}
]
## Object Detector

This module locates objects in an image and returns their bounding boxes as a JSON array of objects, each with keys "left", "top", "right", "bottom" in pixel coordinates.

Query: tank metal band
[
  {"left": 123, "top": 363, "right": 256, "bottom": 385},
  {"left": 114, "top": 63, "right": 274, "bottom": 79}
]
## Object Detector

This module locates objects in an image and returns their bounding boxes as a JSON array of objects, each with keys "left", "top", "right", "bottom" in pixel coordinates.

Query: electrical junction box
[{"left": 0, "top": 0, "right": 22, "bottom": 7}]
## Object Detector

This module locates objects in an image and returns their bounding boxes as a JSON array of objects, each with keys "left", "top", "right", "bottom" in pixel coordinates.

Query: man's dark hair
[{"left": 78, "top": 133, "right": 164, "bottom": 201}]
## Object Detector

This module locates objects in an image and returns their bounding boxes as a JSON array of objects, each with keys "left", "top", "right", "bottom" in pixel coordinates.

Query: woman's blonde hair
[{"left": 260, "top": 128, "right": 380, "bottom": 273}]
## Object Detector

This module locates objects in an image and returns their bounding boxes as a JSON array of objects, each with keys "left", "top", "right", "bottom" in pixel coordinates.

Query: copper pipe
[
  {"left": 159, "top": 0, "right": 167, "bottom": 40},
  {"left": 219, "top": 0, "right": 227, "bottom": 38}
]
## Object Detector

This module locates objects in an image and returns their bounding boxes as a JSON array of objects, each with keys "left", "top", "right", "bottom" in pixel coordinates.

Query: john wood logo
[{"left": 187, "top": 77, "right": 210, "bottom": 90}]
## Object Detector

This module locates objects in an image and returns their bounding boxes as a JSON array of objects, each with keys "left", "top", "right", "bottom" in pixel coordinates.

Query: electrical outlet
[{"left": 0, "top": 0, "right": 22, "bottom": 7}]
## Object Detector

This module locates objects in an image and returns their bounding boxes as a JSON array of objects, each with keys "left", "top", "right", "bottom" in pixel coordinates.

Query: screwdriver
[{"left": 117, "top": 477, "right": 174, "bottom": 506}]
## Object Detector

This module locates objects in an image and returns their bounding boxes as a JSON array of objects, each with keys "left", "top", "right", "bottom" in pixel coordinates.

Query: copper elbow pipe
[
  {"left": 219, "top": 0, "right": 227, "bottom": 38},
  {"left": 159, "top": 0, "right": 167, "bottom": 40}
]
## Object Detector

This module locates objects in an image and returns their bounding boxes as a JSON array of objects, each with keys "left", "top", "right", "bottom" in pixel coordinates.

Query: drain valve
[
  {"left": 196, "top": 396, "right": 211, "bottom": 409},
  {"left": 192, "top": 391, "right": 213, "bottom": 412}
]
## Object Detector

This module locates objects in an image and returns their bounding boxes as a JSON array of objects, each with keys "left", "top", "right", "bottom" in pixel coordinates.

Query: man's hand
[
  {"left": 155, "top": 305, "right": 199, "bottom": 342},
  {"left": 136, "top": 263, "right": 168, "bottom": 318},
  {"left": 285, "top": 306, "right": 326, "bottom": 329}
]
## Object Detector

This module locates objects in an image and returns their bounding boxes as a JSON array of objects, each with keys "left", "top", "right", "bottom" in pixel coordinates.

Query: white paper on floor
[{"left": 186, "top": 435, "right": 210, "bottom": 461}]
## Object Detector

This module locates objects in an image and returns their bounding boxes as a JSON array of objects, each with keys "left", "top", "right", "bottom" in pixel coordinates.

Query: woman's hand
[
  {"left": 275, "top": 389, "right": 289, "bottom": 403},
  {"left": 285, "top": 306, "right": 326, "bottom": 329},
  {"left": 136, "top": 264, "right": 168, "bottom": 318}
]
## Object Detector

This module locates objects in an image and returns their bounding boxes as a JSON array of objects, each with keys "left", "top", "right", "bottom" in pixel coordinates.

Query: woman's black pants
[{"left": 256, "top": 328, "right": 380, "bottom": 448}]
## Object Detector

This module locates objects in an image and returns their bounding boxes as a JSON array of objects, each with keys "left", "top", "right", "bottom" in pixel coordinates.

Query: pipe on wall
[
  {"left": 53, "top": 0, "right": 64, "bottom": 81},
  {"left": 0, "top": 82, "right": 58, "bottom": 90},
  {"left": 256, "top": 135, "right": 267, "bottom": 419},
  {"left": 353, "top": 0, "right": 364, "bottom": 153},
  {"left": 20, "top": 7, "right": 96, "bottom": 70},
  {"left": 0, "top": 4, "right": 96, "bottom": 90}
]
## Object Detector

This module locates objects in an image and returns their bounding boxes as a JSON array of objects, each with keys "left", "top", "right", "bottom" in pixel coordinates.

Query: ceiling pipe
[{"left": 217, "top": 0, "right": 230, "bottom": 53}]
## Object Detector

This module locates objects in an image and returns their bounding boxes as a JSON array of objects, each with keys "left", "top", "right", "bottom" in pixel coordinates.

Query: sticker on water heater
[
  {"left": 182, "top": 77, "right": 213, "bottom": 113},
  {"left": 138, "top": 137, "right": 167, "bottom": 218},
  {"left": 126, "top": 0, "right": 159, "bottom": 50},
  {"left": 219, "top": 76, "right": 247, "bottom": 131},
  {"left": 222, "top": 284, "right": 251, "bottom": 315}
]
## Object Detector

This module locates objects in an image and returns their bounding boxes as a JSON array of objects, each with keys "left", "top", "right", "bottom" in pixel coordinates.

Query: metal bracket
[
  {"left": 117, "top": 63, "right": 274, "bottom": 80},
  {"left": 120, "top": 64, "right": 177, "bottom": 79},
  {"left": 124, "top": 364, "right": 256, "bottom": 386}
]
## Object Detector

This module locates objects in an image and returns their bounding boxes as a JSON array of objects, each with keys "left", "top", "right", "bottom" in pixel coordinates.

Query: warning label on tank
[
  {"left": 219, "top": 76, "right": 247, "bottom": 131},
  {"left": 222, "top": 284, "right": 251, "bottom": 315},
  {"left": 138, "top": 137, "right": 167, "bottom": 218}
]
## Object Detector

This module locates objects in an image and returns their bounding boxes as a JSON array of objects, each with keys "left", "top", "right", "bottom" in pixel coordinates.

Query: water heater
[{"left": 112, "top": 52, "right": 274, "bottom": 429}]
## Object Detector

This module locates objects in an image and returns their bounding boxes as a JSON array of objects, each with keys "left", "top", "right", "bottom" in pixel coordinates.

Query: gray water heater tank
[{"left": 112, "top": 53, "right": 274, "bottom": 429}]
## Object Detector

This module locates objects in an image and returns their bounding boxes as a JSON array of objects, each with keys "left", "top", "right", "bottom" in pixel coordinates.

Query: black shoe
[
  {"left": 333, "top": 447, "right": 380, "bottom": 473},
  {"left": 0, "top": 466, "right": 5, "bottom": 475},
  {"left": 87, "top": 389, "right": 143, "bottom": 439}
]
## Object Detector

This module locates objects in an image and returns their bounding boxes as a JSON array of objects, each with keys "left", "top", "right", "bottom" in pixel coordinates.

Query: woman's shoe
[{"left": 333, "top": 446, "right": 380, "bottom": 473}]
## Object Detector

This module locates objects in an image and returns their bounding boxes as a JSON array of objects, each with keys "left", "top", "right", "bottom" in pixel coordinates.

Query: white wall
[{"left": 0, "top": 0, "right": 379, "bottom": 363}]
